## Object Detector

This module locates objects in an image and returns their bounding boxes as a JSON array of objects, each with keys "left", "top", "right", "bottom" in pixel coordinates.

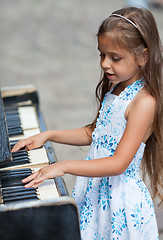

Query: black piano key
[
  {"left": 1, "top": 173, "right": 31, "bottom": 181},
  {"left": 12, "top": 150, "right": 28, "bottom": 157},
  {"left": 3, "top": 194, "right": 38, "bottom": 203},
  {"left": 10, "top": 140, "right": 18, "bottom": 148},
  {"left": 7, "top": 120, "right": 20, "bottom": 125},
  {"left": 1, "top": 172, "right": 31, "bottom": 187},
  {"left": 2, "top": 181, "right": 26, "bottom": 188},
  {"left": 5, "top": 110, "right": 19, "bottom": 115},
  {"left": 3, "top": 189, "right": 37, "bottom": 198},
  {"left": 8, "top": 130, "right": 22, "bottom": 134},
  {"left": 13, "top": 156, "right": 29, "bottom": 161},
  {"left": 0, "top": 170, "right": 32, "bottom": 177},
  {"left": 6, "top": 114, "right": 19, "bottom": 119},
  {"left": 7, "top": 114, "right": 19, "bottom": 119},
  {"left": 6, "top": 115, "right": 20, "bottom": 120},
  {"left": 0, "top": 159, "right": 30, "bottom": 168},
  {"left": 13, "top": 160, "right": 30, "bottom": 165},
  {"left": 12, "top": 159, "right": 30, "bottom": 165},
  {"left": 6, "top": 111, "right": 19, "bottom": 116},
  {"left": 10, "top": 141, "right": 26, "bottom": 150},
  {"left": 8, "top": 127, "right": 23, "bottom": 132},
  {"left": 8, "top": 129, "right": 23, "bottom": 136},
  {"left": 12, "top": 153, "right": 29, "bottom": 159},
  {"left": 2, "top": 186, "right": 35, "bottom": 195},
  {"left": 0, "top": 151, "right": 30, "bottom": 167},
  {"left": 8, "top": 124, "right": 21, "bottom": 129},
  {"left": 4, "top": 106, "right": 18, "bottom": 111},
  {"left": 0, "top": 168, "right": 32, "bottom": 176},
  {"left": 5, "top": 108, "right": 19, "bottom": 112},
  {"left": 1, "top": 173, "right": 30, "bottom": 179},
  {"left": 7, "top": 119, "right": 21, "bottom": 126},
  {"left": 12, "top": 154, "right": 28, "bottom": 159},
  {"left": 6, "top": 114, "right": 19, "bottom": 118},
  {"left": 8, "top": 126, "right": 21, "bottom": 131}
]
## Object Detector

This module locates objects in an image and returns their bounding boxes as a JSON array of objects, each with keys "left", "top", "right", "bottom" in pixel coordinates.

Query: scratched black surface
[
  {"left": 0, "top": 91, "right": 12, "bottom": 163},
  {"left": 0, "top": 203, "right": 81, "bottom": 240}
]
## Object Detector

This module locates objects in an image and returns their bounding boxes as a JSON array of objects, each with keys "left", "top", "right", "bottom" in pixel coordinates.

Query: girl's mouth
[{"left": 106, "top": 73, "right": 115, "bottom": 79}]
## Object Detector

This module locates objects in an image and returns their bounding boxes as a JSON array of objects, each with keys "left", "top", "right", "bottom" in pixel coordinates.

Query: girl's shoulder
[{"left": 125, "top": 86, "right": 156, "bottom": 120}]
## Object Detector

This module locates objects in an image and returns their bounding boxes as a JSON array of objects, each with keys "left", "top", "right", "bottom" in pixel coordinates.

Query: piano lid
[
  {"left": 0, "top": 90, "right": 12, "bottom": 163},
  {"left": 1, "top": 85, "right": 39, "bottom": 108}
]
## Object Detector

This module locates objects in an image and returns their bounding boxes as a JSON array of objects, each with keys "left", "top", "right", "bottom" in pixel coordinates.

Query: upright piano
[{"left": 0, "top": 85, "right": 81, "bottom": 240}]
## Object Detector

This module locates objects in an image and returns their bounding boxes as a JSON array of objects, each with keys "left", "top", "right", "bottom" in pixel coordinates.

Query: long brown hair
[{"left": 91, "top": 7, "right": 163, "bottom": 204}]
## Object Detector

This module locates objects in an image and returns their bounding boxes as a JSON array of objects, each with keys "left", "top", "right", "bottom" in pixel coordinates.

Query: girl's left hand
[{"left": 22, "top": 162, "right": 66, "bottom": 188}]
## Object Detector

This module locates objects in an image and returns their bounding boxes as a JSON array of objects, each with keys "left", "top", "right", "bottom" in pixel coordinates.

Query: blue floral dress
[{"left": 72, "top": 79, "right": 159, "bottom": 240}]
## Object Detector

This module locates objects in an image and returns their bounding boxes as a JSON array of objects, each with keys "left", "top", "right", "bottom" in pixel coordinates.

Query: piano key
[
  {"left": 1, "top": 171, "right": 31, "bottom": 187},
  {"left": 8, "top": 128, "right": 23, "bottom": 136},
  {"left": 12, "top": 150, "right": 28, "bottom": 157},
  {"left": 3, "top": 194, "right": 38, "bottom": 203},
  {"left": 7, "top": 124, "right": 22, "bottom": 129},
  {"left": 0, "top": 168, "right": 32, "bottom": 176},
  {"left": 2, "top": 187, "right": 36, "bottom": 195},
  {"left": 2, "top": 181, "right": 26, "bottom": 188},
  {"left": 1, "top": 172, "right": 30, "bottom": 180},
  {"left": 1, "top": 177, "right": 30, "bottom": 187},
  {"left": 3, "top": 189, "right": 37, "bottom": 198},
  {"left": 37, "top": 179, "right": 59, "bottom": 200},
  {"left": 5, "top": 109, "right": 19, "bottom": 115},
  {"left": 12, "top": 150, "right": 27, "bottom": 154},
  {"left": 0, "top": 168, "right": 59, "bottom": 204},
  {"left": 4, "top": 160, "right": 30, "bottom": 167},
  {"left": 0, "top": 147, "right": 49, "bottom": 171},
  {"left": 12, "top": 155, "right": 29, "bottom": 161},
  {"left": 18, "top": 106, "right": 39, "bottom": 129},
  {"left": 5, "top": 106, "right": 39, "bottom": 130},
  {"left": 10, "top": 140, "right": 19, "bottom": 149},
  {"left": 9, "top": 128, "right": 41, "bottom": 141}
]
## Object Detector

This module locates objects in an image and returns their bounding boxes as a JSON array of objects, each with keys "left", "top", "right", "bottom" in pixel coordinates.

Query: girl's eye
[
  {"left": 112, "top": 57, "right": 121, "bottom": 62},
  {"left": 99, "top": 53, "right": 105, "bottom": 57}
]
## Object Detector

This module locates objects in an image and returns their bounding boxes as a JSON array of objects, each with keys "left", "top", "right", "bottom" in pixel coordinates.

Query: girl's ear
[{"left": 138, "top": 48, "right": 148, "bottom": 67}]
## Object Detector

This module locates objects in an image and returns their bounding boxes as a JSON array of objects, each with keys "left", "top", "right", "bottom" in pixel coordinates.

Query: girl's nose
[{"left": 101, "top": 57, "right": 111, "bottom": 70}]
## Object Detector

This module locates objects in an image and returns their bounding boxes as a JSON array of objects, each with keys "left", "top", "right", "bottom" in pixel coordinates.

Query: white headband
[{"left": 111, "top": 13, "right": 138, "bottom": 29}]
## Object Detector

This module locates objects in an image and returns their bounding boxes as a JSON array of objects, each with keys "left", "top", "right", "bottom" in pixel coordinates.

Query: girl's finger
[
  {"left": 24, "top": 180, "right": 44, "bottom": 189},
  {"left": 34, "top": 171, "right": 47, "bottom": 183},
  {"left": 24, "top": 179, "right": 36, "bottom": 188},
  {"left": 31, "top": 181, "right": 44, "bottom": 189},
  {"left": 11, "top": 140, "right": 27, "bottom": 152},
  {"left": 22, "top": 171, "right": 38, "bottom": 183}
]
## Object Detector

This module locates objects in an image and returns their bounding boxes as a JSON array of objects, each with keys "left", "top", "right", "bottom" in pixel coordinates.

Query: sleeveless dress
[{"left": 72, "top": 79, "right": 159, "bottom": 240}]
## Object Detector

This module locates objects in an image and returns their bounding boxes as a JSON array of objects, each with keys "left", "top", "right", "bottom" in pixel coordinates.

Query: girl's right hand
[{"left": 11, "top": 132, "right": 48, "bottom": 152}]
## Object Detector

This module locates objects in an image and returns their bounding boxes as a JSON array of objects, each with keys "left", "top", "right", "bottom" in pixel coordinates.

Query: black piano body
[{"left": 0, "top": 85, "right": 81, "bottom": 240}]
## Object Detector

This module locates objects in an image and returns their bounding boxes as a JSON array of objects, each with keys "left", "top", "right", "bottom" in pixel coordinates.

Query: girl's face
[{"left": 98, "top": 33, "right": 141, "bottom": 87}]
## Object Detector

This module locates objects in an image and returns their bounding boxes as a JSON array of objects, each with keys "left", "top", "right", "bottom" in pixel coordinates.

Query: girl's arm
[
  {"left": 23, "top": 94, "right": 156, "bottom": 188},
  {"left": 12, "top": 126, "right": 93, "bottom": 152},
  {"left": 46, "top": 127, "right": 93, "bottom": 146}
]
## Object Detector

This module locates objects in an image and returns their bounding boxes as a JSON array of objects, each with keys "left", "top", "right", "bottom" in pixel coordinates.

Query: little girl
[{"left": 12, "top": 7, "right": 163, "bottom": 240}]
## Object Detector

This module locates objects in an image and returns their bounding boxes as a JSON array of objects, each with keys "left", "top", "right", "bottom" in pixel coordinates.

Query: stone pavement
[{"left": 0, "top": 0, "right": 162, "bottom": 238}]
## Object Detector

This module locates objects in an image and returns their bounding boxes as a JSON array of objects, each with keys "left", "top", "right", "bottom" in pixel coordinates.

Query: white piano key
[
  {"left": 28, "top": 148, "right": 49, "bottom": 165},
  {"left": 18, "top": 106, "right": 39, "bottom": 130},
  {"left": 9, "top": 128, "right": 41, "bottom": 141},
  {"left": 37, "top": 179, "right": 59, "bottom": 200}
]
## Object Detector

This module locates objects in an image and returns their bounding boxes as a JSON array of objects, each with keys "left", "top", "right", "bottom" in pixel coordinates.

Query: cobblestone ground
[{"left": 0, "top": 0, "right": 162, "bottom": 237}]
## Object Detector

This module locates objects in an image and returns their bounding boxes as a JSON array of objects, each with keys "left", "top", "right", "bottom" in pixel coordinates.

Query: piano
[{"left": 0, "top": 85, "right": 81, "bottom": 240}]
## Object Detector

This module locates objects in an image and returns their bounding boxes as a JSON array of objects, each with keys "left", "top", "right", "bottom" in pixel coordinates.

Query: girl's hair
[{"left": 91, "top": 7, "right": 163, "bottom": 204}]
